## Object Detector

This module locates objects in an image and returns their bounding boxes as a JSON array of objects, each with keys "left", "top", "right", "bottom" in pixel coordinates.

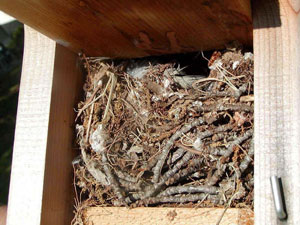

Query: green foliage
[{"left": 0, "top": 24, "right": 23, "bottom": 204}]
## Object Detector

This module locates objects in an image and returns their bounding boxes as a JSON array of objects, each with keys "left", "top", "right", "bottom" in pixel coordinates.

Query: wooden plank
[
  {"left": 83, "top": 207, "right": 254, "bottom": 225},
  {"left": 6, "top": 26, "right": 83, "bottom": 225},
  {"left": 0, "top": 0, "right": 252, "bottom": 58},
  {"left": 253, "top": 0, "right": 300, "bottom": 224},
  {"left": 0, "top": 206, "right": 7, "bottom": 225}
]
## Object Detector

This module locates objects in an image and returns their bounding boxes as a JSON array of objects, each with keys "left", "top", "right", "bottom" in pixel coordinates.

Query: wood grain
[
  {"left": 6, "top": 26, "right": 83, "bottom": 225},
  {"left": 83, "top": 207, "right": 254, "bottom": 225},
  {"left": 0, "top": 0, "right": 252, "bottom": 58},
  {"left": 253, "top": 0, "right": 300, "bottom": 224}
]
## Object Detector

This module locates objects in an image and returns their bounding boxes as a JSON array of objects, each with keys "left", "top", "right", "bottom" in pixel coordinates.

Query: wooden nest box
[{"left": 1, "top": 0, "right": 300, "bottom": 224}]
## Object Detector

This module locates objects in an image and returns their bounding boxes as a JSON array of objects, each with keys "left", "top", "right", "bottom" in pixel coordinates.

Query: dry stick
[
  {"left": 75, "top": 75, "right": 112, "bottom": 121},
  {"left": 206, "top": 129, "right": 253, "bottom": 186},
  {"left": 85, "top": 102, "right": 94, "bottom": 143},
  {"left": 170, "top": 148, "right": 186, "bottom": 164},
  {"left": 206, "top": 147, "right": 228, "bottom": 156},
  {"left": 211, "top": 133, "right": 226, "bottom": 142},
  {"left": 239, "top": 139, "right": 254, "bottom": 173},
  {"left": 206, "top": 163, "right": 227, "bottom": 187},
  {"left": 114, "top": 169, "right": 138, "bottom": 183},
  {"left": 137, "top": 193, "right": 219, "bottom": 206},
  {"left": 119, "top": 179, "right": 141, "bottom": 192},
  {"left": 223, "top": 129, "right": 253, "bottom": 158},
  {"left": 80, "top": 148, "right": 109, "bottom": 186},
  {"left": 102, "top": 73, "right": 116, "bottom": 122},
  {"left": 166, "top": 158, "right": 203, "bottom": 186},
  {"left": 198, "top": 103, "right": 253, "bottom": 113},
  {"left": 198, "top": 123, "right": 234, "bottom": 140},
  {"left": 216, "top": 66, "right": 239, "bottom": 92},
  {"left": 152, "top": 118, "right": 205, "bottom": 183},
  {"left": 176, "top": 123, "right": 234, "bottom": 156},
  {"left": 215, "top": 191, "right": 239, "bottom": 225},
  {"left": 142, "top": 152, "right": 196, "bottom": 199},
  {"left": 142, "top": 152, "right": 194, "bottom": 199},
  {"left": 158, "top": 185, "right": 219, "bottom": 197},
  {"left": 125, "top": 192, "right": 144, "bottom": 204},
  {"left": 192, "top": 78, "right": 236, "bottom": 92},
  {"left": 175, "top": 143, "right": 202, "bottom": 155},
  {"left": 101, "top": 150, "right": 126, "bottom": 205},
  {"left": 190, "top": 83, "right": 246, "bottom": 99},
  {"left": 159, "top": 152, "right": 193, "bottom": 184}
]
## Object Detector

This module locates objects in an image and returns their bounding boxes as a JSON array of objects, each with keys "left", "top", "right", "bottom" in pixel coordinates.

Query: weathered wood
[
  {"left": 6, "top": 26, "right": 83, "bottom": 225},
  {"left": 253, "top": 0, "right": 300, "bottom": 224},
  {"left": 83, "top": 207, "right": 254, "bottom": 225},
  {"left": 0, "top": 0, "right": 252, "bottom": 58}
]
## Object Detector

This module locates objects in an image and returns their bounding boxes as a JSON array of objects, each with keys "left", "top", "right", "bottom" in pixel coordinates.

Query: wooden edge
[
  {"left": 0, "top": 0, "right": 252, "bottom": 58},
  {"left": 253, "top": 0, "right": 300, "bottom": 224},
  {"left": 6, "top": 26, "right": 56, "bottom": 225},
  {"left": 82, "top": 207, "right": 253, "bottom": 225},
  {"left": 40, "top": 35, "right": 84, "bottom": 224},
  {"left": 0, "top": 206, "right": 7, "bottom": 225},
  {"left": 6, "top": 26, "right": 83, "bottom": 225}
]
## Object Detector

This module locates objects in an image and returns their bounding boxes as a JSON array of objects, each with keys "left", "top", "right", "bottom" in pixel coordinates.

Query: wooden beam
[
  {"left": 253, "top": 0, "right": 300, "bottom": 224},
  {"left": 0, "top": 0, "right": 252, "bottom": 58},
  {"left": 6, "top": 26, "right": 83, "bottom": 225},
  {"left": 83, "top": 207, "right": 254, "bottom": 225}
]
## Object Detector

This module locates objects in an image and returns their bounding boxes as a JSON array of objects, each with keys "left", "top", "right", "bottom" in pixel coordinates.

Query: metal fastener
[{"left": 270, "top": 175, "right": 287, "bottom": 220}]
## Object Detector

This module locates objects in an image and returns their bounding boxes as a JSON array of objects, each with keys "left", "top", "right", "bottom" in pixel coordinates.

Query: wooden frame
[
  {"left": 253, "top": 0, "right": 300, "bottom": 224},
  {"left": 6, "top": 27, "right": 83, "bottom": 225},
  {"left": 3, "top": 0, "right": 300, "bottom": 224},
  {"left": 0, "top": 0, "right": 252, "bottom": 58}
]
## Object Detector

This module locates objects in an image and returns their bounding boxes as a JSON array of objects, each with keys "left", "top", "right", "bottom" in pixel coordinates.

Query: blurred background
[{"left": 0, "top": 11, "right": 23, "bottom": 206}]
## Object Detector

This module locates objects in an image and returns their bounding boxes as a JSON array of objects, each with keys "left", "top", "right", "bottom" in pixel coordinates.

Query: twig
[
  {"left": 216, "top": 66, "right": 239, "bottom": 92},
  {"left": 198, "top": 103, "right": 253, "bottom": 113},
  {"left": 81, "top": 148, "right": 109, "bottom": 186},
  {"left": 137, "top": 193, "right": 219, "bottom": 206},
  {"left": 206, "top": 162, "right": 227, "bottom": 186},
  {"left": 85, "top": 102, "right": 94, "bottom": 143},
  {"left": 159, "top": 152, "right": 194, "bottom": 184},
  {"left": 197, "top": 123, "right": 234, "bottom": 140},
  {"left": 158, "top": 185, "right": 219, "bottom": 196},
  {"left": 207, "top": 130, "right": 253, "bottom": 186},
  {"left": 239, "top": 139, "right": 254, "bottom": 173},
  {"left": 101, "top": 150, "right": 126, "bottom": 205},
  {"left": 170, "top": 148, "right": 186, "bottom": 164},
  {"left": 175, "top": 143, "right": 202, "bottom": 155},
  {"left": 75, "top": 75, "right": 112, "bottom": 121},
  {"left": 192, "top": 77, "right": 235, "bottom": 91},
  {"left": 102, "top": 73, "right": 116, "bottom": 122},
  {"left": 152, "top": 118, "right": 205, "bottom": 183},
  {"left": 206, "top": 147, "right": 228, "bottom": 156},
  {"left": 215, "top": 191, "right": 238, "bottom": 225},
  {"left": 223, "top": 129, "right": 253, "bottom": 158},
  {"left": 119, "top": 179, "right": 141, "bottom": 192},
  {"left": 114, "top": 169, "right": 138, "bottom": 183},
  {"left": 166, "top": 158, "right": 204, "bottom": 186}
]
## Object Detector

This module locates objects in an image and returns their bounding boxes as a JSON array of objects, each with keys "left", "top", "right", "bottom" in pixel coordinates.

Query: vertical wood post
[
  {"left": 253, "top": 0, "right": 300, "bottom": 224},
  {"left": 6, "top": 26, "right": 83, "bottom": 225}
]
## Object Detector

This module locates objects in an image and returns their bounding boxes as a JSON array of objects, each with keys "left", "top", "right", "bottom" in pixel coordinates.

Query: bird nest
[{"left": 72, "top": 48, "right": 254, "bottom": 221}]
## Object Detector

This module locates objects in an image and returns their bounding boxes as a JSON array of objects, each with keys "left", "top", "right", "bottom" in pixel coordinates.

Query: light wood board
[
  {"left": 253, "top": 0, "right": 300, "bottom": 224},
  {"left": 6, "top": 26, "right": 83, "bottom": 225},
  {"left": 83, "top": 207, "right": 254, "bottom": 225},
  {"left": 0, "top": 0, "right": 252, "bottom": 58}
]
